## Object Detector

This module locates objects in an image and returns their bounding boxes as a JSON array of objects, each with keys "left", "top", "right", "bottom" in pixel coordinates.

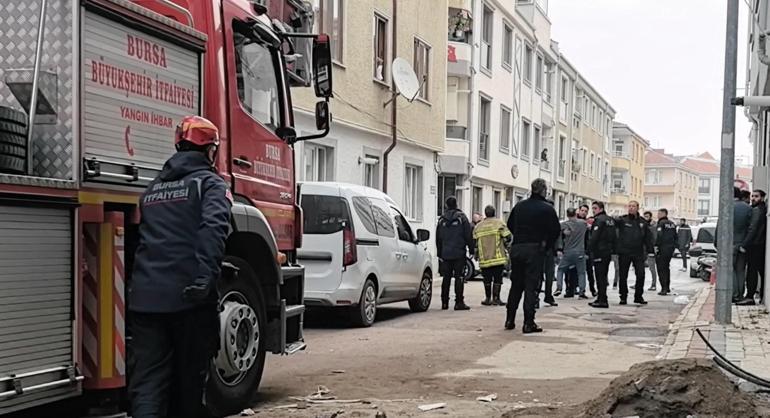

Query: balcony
[
  {"left": 611, "top": 187, "right": 629, "bottom": 195},
  {"left": 447, "top": 41, "right": 472, "bottom": 78},
  {"left": 698, "top": 187, "right": 711, "bottom": 194},
  {"left": 612, "top": 152, "right": 631, "bottom": 172}
]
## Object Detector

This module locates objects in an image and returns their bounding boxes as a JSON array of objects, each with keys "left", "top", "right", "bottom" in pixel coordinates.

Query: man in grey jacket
[
  {"left": 717, "top": 187, "right": 753, "bottom": 302},
  {"left": 643, "top": 211, "right": 659, "bottom": 291},
  {"left": 556, "top": 208, "right": 589, "bottom": 299}
]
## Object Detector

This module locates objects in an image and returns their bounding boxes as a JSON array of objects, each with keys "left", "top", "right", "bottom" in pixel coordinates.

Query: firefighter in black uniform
[
  {"left": 588, "top": 201, "right": 616, "bottom": 308},
  {"left": 128, "top": 116, "right": 232, "bottom": 418},
  {"left": 655, "top": 208, "right": 678, "bottom": 295},
  {"left": 615, "top": 201, "right": 654, "bottom": 305}
]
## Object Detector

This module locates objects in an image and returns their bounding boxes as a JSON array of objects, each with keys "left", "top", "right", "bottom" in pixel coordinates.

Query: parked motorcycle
[{"left": 689, "top": 246, "right": 716, "bottom": 282}]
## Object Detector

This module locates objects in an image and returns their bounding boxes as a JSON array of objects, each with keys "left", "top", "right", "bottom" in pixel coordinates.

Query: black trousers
[
  {"left": 656, "top": 248, "right": 674, "bottom": 293},
  {"left": 441, "top": 258, "right": 466, "bottom": 304},
  {"left": 481, "top": 265, "right": 505, "bottom": 285},
  {"left": 593, "top": 256, "right": 611, "bottom": 303},
  {"left": 507, "top": 243, "right": 544, "bottom": 326},
  {"left": 679, "top": 246, "right": 689, "bottom": 269},
  {"left": 618, "top": 254, "right": 646, "bottom": 300},
  {"left": 128, "top": 305, "right": 219, "bottom": 418},
  {"left": 542, "top": 252, "right": 556, "bottom": 302},
  {"left": 585, "top": 253, "right": 596, "bottom": 291},
  {"left": 746, "top": 245, "right": 766, "bottom": 299}
]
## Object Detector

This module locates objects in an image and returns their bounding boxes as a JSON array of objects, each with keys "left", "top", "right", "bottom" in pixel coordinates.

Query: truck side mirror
[
  {"left": 313, "top": 34, "right": 333, "bottom": 98},
  {"left": 315, "top": 101, "right": 329, "bottom": 131}
]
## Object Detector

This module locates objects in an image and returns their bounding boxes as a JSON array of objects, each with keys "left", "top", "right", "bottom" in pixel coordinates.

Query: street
[{"left": 241, "top": 262, "right": 706, "bottom": 417}]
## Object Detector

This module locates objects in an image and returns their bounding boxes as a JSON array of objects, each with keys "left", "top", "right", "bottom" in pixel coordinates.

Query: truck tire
[
  {"left": 0, "top": 122, "right": 27, "bottom": 137},
  {"left": 0, "top": 132, "right": 27, "bottom": 147},
  {"left": 0, "top": 144, "right": 26, "bottom": 158},
  {"left": 0, "top": 106, "right": 27, "bottom": 126},
  {"left": 350, "top": 278, "right": 377, "bottom": 327},
  {"left": 408, "top": 270, "right": 432, "bottom": 312},
  {"left": 206, "top": 255, "right": 267, "bottom": 417},
  {"left": 0, "top": 155, "right": 24, "bottom": 174}
]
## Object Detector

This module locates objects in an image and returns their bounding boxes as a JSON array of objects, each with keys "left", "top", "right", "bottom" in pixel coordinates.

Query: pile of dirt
[{"left": 503, "top": 358, "right": 770, "bottom": 418}]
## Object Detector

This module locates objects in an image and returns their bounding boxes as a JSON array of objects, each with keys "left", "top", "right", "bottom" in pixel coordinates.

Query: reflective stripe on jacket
[{"left": 473, "top": 218, "right": 512, "bottom": 268}]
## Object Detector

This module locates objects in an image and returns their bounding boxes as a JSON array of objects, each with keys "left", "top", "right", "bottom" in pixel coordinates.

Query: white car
[{"left": 298, "top": 182, "right": 433, "bottom": 326}]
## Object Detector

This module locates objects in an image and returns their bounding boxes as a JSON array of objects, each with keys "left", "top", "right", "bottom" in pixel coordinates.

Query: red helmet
[{"left": 175, "top": 115, "right": 220, "bottom": 147}]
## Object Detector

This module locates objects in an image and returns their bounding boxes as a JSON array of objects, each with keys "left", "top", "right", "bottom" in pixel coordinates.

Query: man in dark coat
[
  {"left": 677, "top": 218, "right": 693, "bottom": 272},
  {"left": 505, "top": 179, "right": 561, "bottom": 333},
  {"left": 655, "top": 208, "right": 678, "bottom": 296},
  {"left": 436, "top": 196, "right": 475, "bottom": 310},
  {"left": 738, "top": 189, "right": 767, "bottom": 305},
  {"left": 588, "top": 201, "right": 616, "bottom": 308},
  {"left": 614, "top": 201, "right": 654, "bottom": 305}
]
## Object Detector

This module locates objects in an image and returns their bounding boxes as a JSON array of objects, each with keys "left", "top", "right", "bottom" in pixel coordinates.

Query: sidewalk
[{"left": 658, "top": 284, "right": 770, "bottom": 376}]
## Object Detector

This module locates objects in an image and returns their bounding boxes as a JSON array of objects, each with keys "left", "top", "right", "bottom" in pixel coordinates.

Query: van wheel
[
  {"left": 206, "top": 256, "right": 267, "bottom": 417},
  {"left": 351, "top": 278, "right": 377, "bottom": 327},
  {"left": 409, "top": 271, "right": 432, "bottom": 312},
  {"left": 689, "top": 268, "right": 698, "bottom": 278}
]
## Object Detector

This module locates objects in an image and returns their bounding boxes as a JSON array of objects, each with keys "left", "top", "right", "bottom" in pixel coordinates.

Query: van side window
[
  {"left": 301, "top": 194, "right": 351, "bottom": 235},
  {"left": 233, "top": 25, "right": 281, "bottom": 128},
  {"left": 392, "top": 209, "right": 415, "bottom": 242},
  {"left": 371, "top": 202, "right": 395, "bottom": 238},
  {"left": 352, "top": 197, "right": 378, "bottom": 235}
]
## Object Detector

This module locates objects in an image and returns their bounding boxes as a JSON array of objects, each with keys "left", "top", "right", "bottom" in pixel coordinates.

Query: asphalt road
[{"left": 245, "top": 260, "right": 707, "bottom": 417}]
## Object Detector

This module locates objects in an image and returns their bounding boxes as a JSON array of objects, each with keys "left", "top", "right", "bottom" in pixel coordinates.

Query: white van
[{"left": 298, "top": 182, "right": 433, "bottom": 326}]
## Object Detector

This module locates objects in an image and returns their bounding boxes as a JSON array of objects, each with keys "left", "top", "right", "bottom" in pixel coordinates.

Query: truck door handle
[{"left": 233, "top": 157, "right": 252, "bottom": 169}]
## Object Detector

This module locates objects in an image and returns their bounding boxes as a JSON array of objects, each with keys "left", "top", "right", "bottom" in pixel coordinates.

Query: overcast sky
[{"left": 549, "top": 0, "right": 753, "bottom": 161}]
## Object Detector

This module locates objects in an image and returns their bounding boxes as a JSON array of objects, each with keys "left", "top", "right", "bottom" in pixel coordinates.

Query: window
[
  {"left": 592, "top": 104, "right": 597, "bottom": 129},
  {"left": 503, "top": 24, "right": 513, "bottom": 69},
  {"left": 557, "top": 136, "right": 566, "bottom": 179},
  {"left": 698, "top": 200, "right": 710, "bottom": 216},
  {"left": 524, "top": 44, "right": 533, "bottom": 83},
  {"left": 304, "top": 143, "right": 334, "bottom": 181},
  {"left": 413, "top": 38, "right": 430, "bottom": 100},
  {"left": 535, "top": 55, "right": 543, "bottom": 92},
  {"left": 521, "top": 119, "right": 531, "bottom": 159},
  {"left": 363, "top": 155, "right": 380, "bottom": 189},
  {"left": 321, "top": 0, "right": 344, "bottom": 63},
  {"left": 599, "top": 110, "right": 604, "bottom": 134},
  {"left": 371, "top": 201, "right": 396, "bottom": 237},
  {"left": 589, "top": 152, "right": 595, "bottom": 178},
  {"left": 494, "top": 190, "right": 502, "bottom": 216},
  {"left": 393, "top": 209, "right": 415, "bottom": 242},
  {"left": 581, "top": 147, "right": 587, "bottom": 175},
  {"left": 352, "top": 197, "right": 378, "bottom": 235},
  {"left": 560, "top": 77, "right": 569, "bottom": 103},
  {"left": 500, "top": 106, "right": 511, "bottom": 152},
  {"left": 234, "top": 27, "right": 281, "bottom": 128},
  {"left": 437, "top": 175, "right": 458, "bottom": 216},
  {"left": 479, "top": 96, "right": 491, "bottom": 162},
  {"left": 545, "top": 62, "right": 553, "bottom": 102},
  {"left": 472, "top": 186, "right": 483, "bottom": 214},
  {"left": 404, "top": 164, "right": 423, "bottom": 220},
  {"left": 481, "top": 5, "right": 493, "bottom": 70},
  {"left": 373, "top": 13, "right": 389, "bottom": 82},
  {"left": 301, "top": 195, "right": 351, "bottom": 235},
  {"left": 533, "top": 125, "right": 541, "bottom": 164},
  {"left": 646, "top": 169, "right": 660, "bottom": 184}
]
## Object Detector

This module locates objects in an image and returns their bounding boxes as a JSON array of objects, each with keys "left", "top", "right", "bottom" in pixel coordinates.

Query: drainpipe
[{"left": 382, "top": 0, "right": 397, "bottom": 193}]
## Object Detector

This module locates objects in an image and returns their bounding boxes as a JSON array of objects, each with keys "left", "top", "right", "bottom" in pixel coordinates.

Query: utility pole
[{"left": 716, "top": 0, "right": 739, "bottom": 324}]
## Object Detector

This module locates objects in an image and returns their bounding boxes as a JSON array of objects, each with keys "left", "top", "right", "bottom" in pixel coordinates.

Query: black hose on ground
[{"left": 695, "top": 328, "right": 770, "bottom": 388}]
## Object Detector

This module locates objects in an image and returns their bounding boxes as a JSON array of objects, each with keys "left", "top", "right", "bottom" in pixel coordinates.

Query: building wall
[{"left": 644, "top": 165, "right": 698, "bottom": 220}]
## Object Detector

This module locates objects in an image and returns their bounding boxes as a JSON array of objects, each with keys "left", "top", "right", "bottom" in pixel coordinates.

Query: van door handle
[
  {"left": 395, "top": 253, "right": 402, "bottom": 259},
  {"left": 233, "top": 157, "right": 252, "bottom": 169}
]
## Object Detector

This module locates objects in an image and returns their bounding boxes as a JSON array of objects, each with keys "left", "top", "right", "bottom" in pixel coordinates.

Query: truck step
[
  {"left": 285, "top": 304, "right": 305, "bottom": 318},
  {"left": 285, "top": 341, "right": 307, "bottom": 355},
  {"left": 281, "top": 265, "right": 303, "bottom": 280}
]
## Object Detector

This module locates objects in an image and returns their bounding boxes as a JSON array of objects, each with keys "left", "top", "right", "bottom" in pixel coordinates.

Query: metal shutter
[{"left": 0, "top": 205, "right": 80, "bottom": 414}]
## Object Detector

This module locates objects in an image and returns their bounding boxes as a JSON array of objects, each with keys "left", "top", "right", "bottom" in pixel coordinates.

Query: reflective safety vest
[{"left": 473, "top": 218, "right": 512, "bottom": 269}]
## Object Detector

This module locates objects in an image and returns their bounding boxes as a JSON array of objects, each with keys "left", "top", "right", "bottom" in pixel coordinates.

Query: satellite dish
[{"left": 392, "top": 57, "right": 420, "bottom": 101}]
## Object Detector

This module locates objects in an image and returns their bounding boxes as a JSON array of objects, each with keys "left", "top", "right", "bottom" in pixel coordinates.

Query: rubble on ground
[{"left": 502, "top": 358, "right": 770, "bottom": 418}]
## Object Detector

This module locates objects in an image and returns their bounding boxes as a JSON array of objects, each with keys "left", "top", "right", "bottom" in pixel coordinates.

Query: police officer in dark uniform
[
  {"left": 505, "top": 178, "right": 561, "bottom": 333},
  {"left": 655, "top": 208, "right": 678, "bottom": 296},
  {"left": 615, "top": 201, "right": 654, "bottom": 305},
  {"left": 588, "top": 201, "right": 616, "bottom": 308},
  {"left": 128, "top": 116, "right": 232, "bottom": 418}
]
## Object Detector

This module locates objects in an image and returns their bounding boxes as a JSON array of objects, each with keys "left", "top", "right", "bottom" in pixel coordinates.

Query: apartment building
[
  {"left": 292, "top": 0, "right": 448, "bottom": 235},
  {"left": 680, "top": 152, "right": 720, "bottom": 220},
  {"left": 609, "top": 122, "right": 649, "bottom": 215},
  {"left": 644, "top": 149, "right": 698, "bottom": 221}
]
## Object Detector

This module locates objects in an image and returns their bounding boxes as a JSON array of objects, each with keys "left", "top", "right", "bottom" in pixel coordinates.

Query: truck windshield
[{"left": 233, "top": 31, "right": 281, "bottom": 128}]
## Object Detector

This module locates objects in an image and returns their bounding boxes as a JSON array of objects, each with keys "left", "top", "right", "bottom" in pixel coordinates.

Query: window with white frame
[
  {"left": 404, "top": 164, "right": 423, "bottom": 220},
  {"left": 646, "top": 169, "right": 661, "bottom": 184},
  {"left": 304, "top": 143, "right": 334, "bottom": 181},
  {"left": 363, "top": 155, "right": 380, "bottom": 189},
  {"left": 481, "top": 4, "right": 493, "bottom": 71},
  {"left": 524, "top": 44, "right": 533, "bottom": 83},
  {"left": 479, "top": 96, "right": 491, "bottom": 162},
  {"left": 535, "top": 54, "right": 543, "bottom": 92},
  {"left": 533, "top": 125, "right": 541, "bottom": 164},
  {"left": 373, "top": 13, "right": 389, "bottom": 82},
  {"left": 413, "top": 38, "right": 430, "bottom": 100},
  {"left": 545, "top": 62, "right": 553, "bottom": 102},
  {"left": 581, "top": 147, "right": 588, "bottom": 175},
  {"left": 321, "top": 0, "right": 344, "bottom": 63},
  {"left": 521, "top": 119, "right": 531, "bottom": 159},
  {"left": 589, "top": 151, "right": 595, "bottom": 178},
  {"left": 698, "top": 200, "right": 710, "bottom": 216},
  {"left": 503, "top": 24, "right": 513, "bottom": 69},
  {"left": 500, "top": 106, "right": 511, "bottom": 152},
  {"left": 558, "top": 136, "right": 566, "bottom": 179}
]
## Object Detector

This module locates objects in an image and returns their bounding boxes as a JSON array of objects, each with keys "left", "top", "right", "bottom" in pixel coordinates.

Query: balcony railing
[
  {"left": 613, "top": 150, "right": 630, "bottom": 159},
  {"left": 698, "top": 209, "right": 709, "bottom": 216},
  {"left": 612, "top": 187, "right": 629, "bottom": 195},
  {"left": 698, "top": 187, "right": 710, "bottom": 194}
]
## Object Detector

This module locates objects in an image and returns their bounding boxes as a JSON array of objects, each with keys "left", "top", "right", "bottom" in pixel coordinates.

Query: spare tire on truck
[
  {"left": 206, "top": 255, "right": 267, "bottom": 416},
  {"left": 0, "top": 106, "right": 28, "bottom": 174}
]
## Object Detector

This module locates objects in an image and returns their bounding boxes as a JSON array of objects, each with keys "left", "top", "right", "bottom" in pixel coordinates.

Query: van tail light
[{"left": 342, "top": 224, "right": 357, "bottom": 267}]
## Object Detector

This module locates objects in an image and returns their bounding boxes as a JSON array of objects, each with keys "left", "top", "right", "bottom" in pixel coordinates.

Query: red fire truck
[{"left": 0, "top": 0, "right": 331, "bottom": 415}]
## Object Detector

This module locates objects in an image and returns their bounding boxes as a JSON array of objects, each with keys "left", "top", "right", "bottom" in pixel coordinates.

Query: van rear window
[
  {"left": 697, "top": 227, "right": 715, "bottom": 244},
  {"left": 301, "top": 195, "right": 351, "bottom": 235}
]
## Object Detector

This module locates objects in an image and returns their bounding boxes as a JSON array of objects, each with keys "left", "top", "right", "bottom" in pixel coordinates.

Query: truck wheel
[
  {"left": 0, "top": 106, "right": 27, "bottom": 126},
  {"left": 350, "top": 278, "right": 377, "bottom": 327},
  {"left": 462, "top": 258, "right": 475, "bottom": 281},
  {"left": 0, "top": 144, "right": 26, "bottom": 158},
  {"left": 206, "top": 256, "right": 267, "bottom": 417},
  {"left": 0, "top": 155, "right": 25, "bottom": 174},
  {"left": 408, "top": 271, "right": 432, "bottom": 312}
]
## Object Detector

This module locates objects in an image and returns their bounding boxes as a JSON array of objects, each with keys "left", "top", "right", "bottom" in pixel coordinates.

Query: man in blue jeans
[{"left": 556, "top": 208, "right": 589, "bottom": 299}]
